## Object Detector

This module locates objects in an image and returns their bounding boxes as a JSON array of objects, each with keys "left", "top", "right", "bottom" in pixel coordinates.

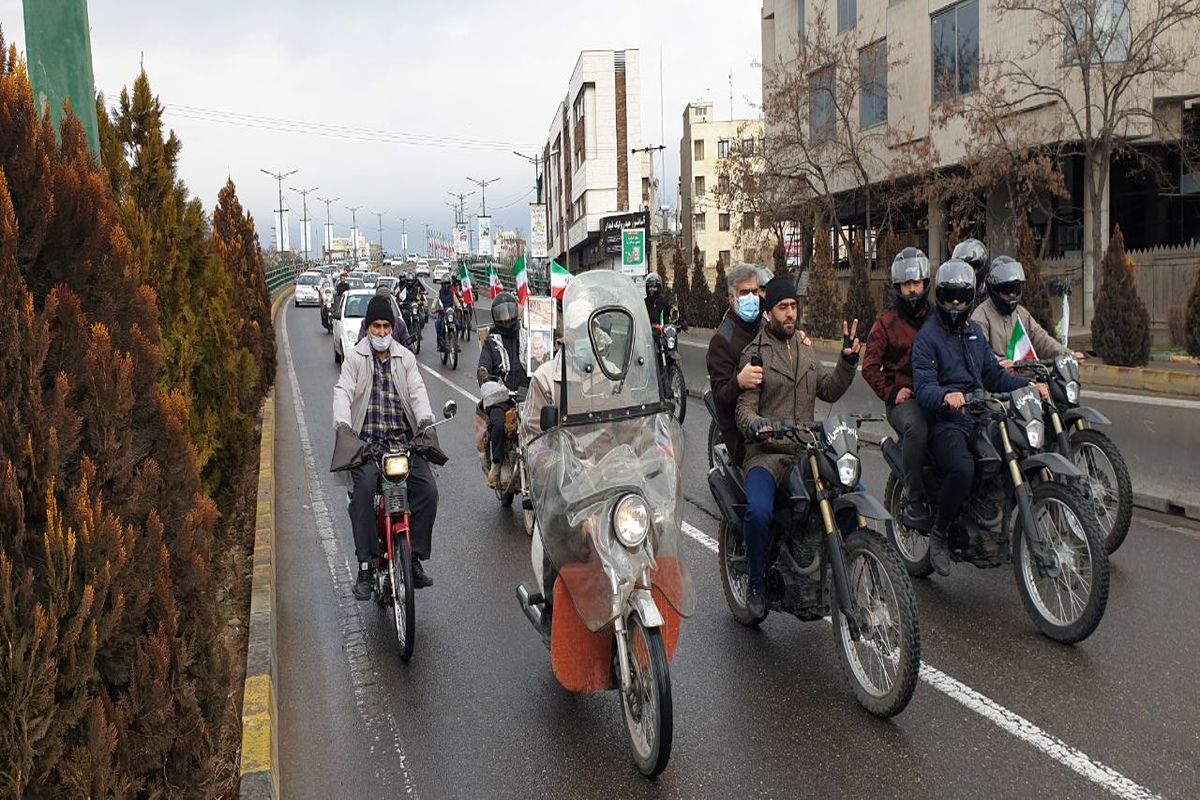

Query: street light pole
[
  {"left": 345, "top": 205, "right": 362, "bottom": 263},
  {"left": 260, "top": 167, "right": 297, "bottom": 258},
  {"left": 513, "top": 151, "right": 544, "bottom": 204},
  {"left": 373, "top": 211, "right": 386, "bottom": 265},
  {"left": 447, "top": 190, "right": 475, "bottom": 225},
  {"left": 316, "top": 196, "right": 339, "bottom": 263},
  {"left": 290, "top": 185, "right": 318, "bottom": 264},
  {"left": 423, "top": 223, "right": 433, "bottom": 256},
  {"left": 465, "top": 176, "right": 501, "bottom": 215},
  {"left": 398, "top": 217, "right": 408, "bottom": 260}
]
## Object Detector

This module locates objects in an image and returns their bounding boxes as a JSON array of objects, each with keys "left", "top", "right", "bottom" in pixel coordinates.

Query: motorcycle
[
  {"left": 459, "top": 302, "right": 476, "bottom": 341},
  {"left": 362, "top": 400, "right": 457, "bottom": 661},
  {"left": 708, "top": 415, "right": 922, "bottom": 718},
  {"left": 702, "top": 390, "right": 724, "bottom": 469},
  {"left": 320, "top": 286, "right": 335, "bottom": 332},
  {"left": 652, "top": 319, "right": 687, "bottom": 423},
  {"left": 1014, "top": 355, "right": 1132, "bottom": 554},
  {"left": 476, "top": 382, "right": 534, "bottom": 535},
  {"left": 439, "top": 307, "right": 460, "bottom": 369},
  {"left": 882, "top": 386, "right": 1109, "bottom": 644},
  {"left": 401, "top": 298, "right": 423, "bottom": 355},
  {"left": 517, "top": 271, "right": 693, "bottom": 777}
]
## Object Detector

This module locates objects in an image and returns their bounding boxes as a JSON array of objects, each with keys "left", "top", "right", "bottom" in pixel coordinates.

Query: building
[
  {"left": 542, "top": 49, "right": 646, "bottom": 273},
  {"left": 326, "top": 232, "right": 372, "bottom": 263},
  {"left": 679, "top": 101, "right": 767, "bottom": 276}
]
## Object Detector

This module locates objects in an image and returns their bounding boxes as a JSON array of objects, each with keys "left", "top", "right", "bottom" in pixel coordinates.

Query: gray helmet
[
  {"left": 891, "top": 247, "right": 930, "bottom": 316},
  {"left": 934, "top": 259, "right": 976, "bottom": 330},
  {"left": 986, "top": 255, "right": 1026, "bottom": 316},
  {"left": 951, "top": 238, "right": 988, "bottom": 274},
  {"left": 755, "top": 265, "right": 774, "bottom": 287}
]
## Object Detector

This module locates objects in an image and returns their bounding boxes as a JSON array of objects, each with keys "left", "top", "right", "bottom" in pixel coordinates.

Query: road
[{"left": 275, "top": 297, "right": 1200, "bottom": 799}]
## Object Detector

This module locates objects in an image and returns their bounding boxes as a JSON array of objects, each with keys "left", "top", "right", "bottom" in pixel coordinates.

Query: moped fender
[
  {"left": 832, "top": 492, "right": 892, "bottom": 522},
  {"left": 628, "top": 588, "right": 664, "bottom": 629},
  {"left": 1020, "top": 451, "right": 1083, "bottom": 479},
  {"left": 1063, "top": 406, "right": 1109, "bottom": 426}
]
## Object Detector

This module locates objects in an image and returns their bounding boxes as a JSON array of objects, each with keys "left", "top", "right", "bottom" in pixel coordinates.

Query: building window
[
  {"left": 641, "top": 177, "right": 651, "bottom": 206},
  {"left": 695, "top": 105, "right": 708, "bottom": 119},
  {"left": 694, "top": 213, "right": 706, "bottom": 233},
  {"left": 838, "top": 0, "right": 856, "bottom": 33},
  {"left": 719, "top": 213, "right": 731, "bottom": 232},
  {"left": 697, "top": 250, "right": 707, "bottom": 266},
  {"left": 718, "top": 174, "right": 730, "bottom": 195},
  {"left": 719, "top": 249, "right": 732, "bottom": 266},
  {"left": 743, "top": 211, "right": 756, "bottom": 229},
  {"left": 717, "top": 139, "right": 731, "bottom": 159},
  {"left": 694, "top": 139, "right": 705, "bottom": 161},
  {"left": 932, "top": 0, "right": 979, "bottom": 102},
  {"left": 1066, "top": 0, "right": 1130, "bottom": 64},
  {"left": 694, "top": 176, "right": 705, "bottom": 198},
  {"left": 742, "top": 138, "right": 756, "bottom": 155},
  {"left": 810, "top": 65, "right": 836, "bottom": 142},
  {"left": 860, "top": 39, "right": 888, "bottom": 129}
]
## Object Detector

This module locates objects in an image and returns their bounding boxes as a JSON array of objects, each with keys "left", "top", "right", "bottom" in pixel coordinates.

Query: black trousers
[
  {"left": 886, "top": 400, "right": 930, "bottom": 501},
  {"left": 487, "top": 405, "right": 508, "bottom": 464},
  {"left": 348, "top": 454, "right": 438, "bottom": 563},
  {"left": 928, "top": 426, "right": 974, "bottom": 531}
]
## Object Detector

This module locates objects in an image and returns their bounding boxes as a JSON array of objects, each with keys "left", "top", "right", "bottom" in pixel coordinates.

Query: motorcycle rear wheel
[
  {"left": 883, "top": 475, "right": 933, "bottom": 578},
  {"left": 832, "top": 530, "right": 921, "bottom": 719},
  {"left": 718, "top": 520, "right": 767, "bottom": 626},
  {"left": 389, "top": 536, "right": 416, "bottom": 662},
  {"left": 707, "top": 420, "right": 722, "bottom": 469},
  {"left": 620, "top": 615, "right": 673, "bottom": 777},
  {"left": 450, "top": 338, "right": 459, "bottom": 370},
  {"left": 412, "top": 327, "right": 421, "bottom": 355},
  {"left": 1069, "top": 428, "right": 1132, "bottom": 555}
]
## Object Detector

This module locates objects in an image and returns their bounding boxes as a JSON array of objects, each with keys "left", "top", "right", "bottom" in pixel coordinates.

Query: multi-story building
[
  {"left": 679, "top": 101, "right": 767, "bottom": 277},
  {"left": 542, "top": 49, "right": 645, "bottom": 272}
]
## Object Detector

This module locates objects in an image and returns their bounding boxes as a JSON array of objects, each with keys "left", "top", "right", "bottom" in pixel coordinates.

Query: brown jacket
[
  {"left": 736, "top": 326, "right": 857, "bottom": 483},
  {"left": 971, "top": 298, "right": 1066, "bottom": 362}
]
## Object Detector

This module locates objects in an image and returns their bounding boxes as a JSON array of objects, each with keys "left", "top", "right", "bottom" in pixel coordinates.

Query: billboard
[
  {"left": 454, "top": 223, "right": 469, "bottom": 255},
  {"left": 477, "top": 216, "right": 492, "bottom": 257},
  {"left": 529, "top": 203, "right": 548, "bottom": 258},
  {"left": 400, "top": 232, "right": 409, "bottom": 255},
  {"left": 323, "top": 222, "right": 334, "bottom": 255},
  {"left": 621, "top": 228, "right": 647, "bottom": 276},
  {"left": 300, "top": 220, "right": 312, "bottom": 255}
]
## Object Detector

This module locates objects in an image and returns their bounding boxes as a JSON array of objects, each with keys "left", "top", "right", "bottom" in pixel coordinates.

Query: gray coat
[
  {"left": 333, "top": 337, "right": 433, "bottom": 434},
  {"left": 735, "top": 327, "right": 857, "bottom": 483},
  {"left": 971, "top": 298, "right": 1066, "bottom": 361}
]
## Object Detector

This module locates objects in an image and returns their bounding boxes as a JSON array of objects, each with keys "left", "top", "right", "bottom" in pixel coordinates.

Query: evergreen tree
[
  {"left": 843, "top": 241, "right": 877, "bottom": 331},
  {"left": 805, "top": 229, "right": 842, "bottom": 338},
  {"left": 1187, "top": 265, "right": 1200, "bottom": 357},
  {"left": 773, "top": 235, "right": 787, "bottom": 275},
  {"left": 690, "top": 245, "right": 715, "bottom": 327},
  {"left": 671, "top": 244, "right": 691, "bottom": 321},
  {"left": 1015, "top": 218, "right": 1055, "bottom": 334},
  {"left": 1091, "top": 225, "right": 1151, "bottom": 366},
  {"left": 712, "top": 254, "right": 730, "bottom": 322}
]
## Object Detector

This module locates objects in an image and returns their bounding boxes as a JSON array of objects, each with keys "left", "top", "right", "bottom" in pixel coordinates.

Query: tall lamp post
[
  {"left": 260, "top": 167, "right": 297, "bottom": 259},
  {"left": 316, "top": 195, "right": 339, "bottom": 263},
  {"left": 291, "top": 185, "right": 319, "bottom": 264},
  {"left": 345, "top": 205, "right": 362, "bottom": 263}
]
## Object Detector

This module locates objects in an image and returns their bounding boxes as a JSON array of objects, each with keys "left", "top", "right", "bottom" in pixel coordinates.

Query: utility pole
[
  {"left": 291, "top": 185, "right": 318, "bottom": 264},
  {"left": 631, "top": 145, "right": 666, "bottom": 216},
  {"left": 447, "top": 190, "right": 475, "bottom": 224},
  {"left": 373, "top": 211, "right": 386, "bottom": 264},
  {"left": 513, "top": 151, "right": 545, "bottom": 203},
  {"left": 423, "top": 222, "right": 433, "bottom": 256},
  {"left": 316, "top": 195, "right": 339, "bottom": 263},
  {"left": 261, "top": 168, "right": 297, "bottom": 258},
  {"left": 398, "top": 216, "right": 408, "bottom": 260},
  {"left": 465, "top": 176, "right": 501, "bottom": 215},
  {"left": 345, "top": 205, "right": 362, "bottom": 263}
]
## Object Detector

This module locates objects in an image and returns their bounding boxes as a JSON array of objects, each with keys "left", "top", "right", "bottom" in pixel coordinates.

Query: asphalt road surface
[{"left": 275, "top": 298, "right": 1200, "bottom": 799}]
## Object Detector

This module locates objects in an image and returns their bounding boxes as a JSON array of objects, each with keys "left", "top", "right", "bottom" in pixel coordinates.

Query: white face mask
[{"left": 369, "top": 333, "right": 393, "bottom": 352}]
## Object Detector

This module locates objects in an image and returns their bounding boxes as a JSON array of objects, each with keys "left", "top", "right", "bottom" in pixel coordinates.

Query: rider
[
  {"left": 912, "top": 259, "right": 1045, "bottom": 576},
  {"left": 430, "top": 276, "right": 462, "bottom": 352},
  {"left": 862, "top": 247, "right": 934, "bottom": 530},
  {"left": 477, "top": 291, "right": 529, "bottom": 488},
  {"left": 951, "top": 238, "right": 989, "bottom": 309},
  {"left": 644, "top": 273, "right": 672, "bottom": 328},
  {"left": 333, "top": 295, "right": 439, "bottom": 598},
  {"left": 970, "top": 255, "right": 1082, "bottom": 365},
  {"left": 706, "top": 263, "right": 762, "bottom": 466},
  {"left": 736, "top": 276, "right": 861, "bottom": 617}
]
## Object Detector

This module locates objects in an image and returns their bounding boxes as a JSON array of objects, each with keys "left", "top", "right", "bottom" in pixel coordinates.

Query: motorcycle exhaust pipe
[{"left": 516, "top": 583, "right": 543, "bottom": 630}]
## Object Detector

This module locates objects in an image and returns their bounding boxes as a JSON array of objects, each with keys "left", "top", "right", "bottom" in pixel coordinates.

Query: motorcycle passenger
[
  {"left": 755, "top": 266, "right": 773, "bottom": 301},
  {"left": 644, "top": 273, "right": 672, "bottom": 328},
  {"left": 333, "top": 271, "right": 351, "bottom": 312},
  {"left": 951, "top": 238, "right": 989, "bottom": 309},
  {"left": 333, "top": 296, "right": 439, "bottom": 598},
  {"left": 912, "top": 259, "right": 1045, "bottom": 576},
  {"left": 477, "top": 291, "right": 529, "bottom": 488},
  {"left": 736, "top": 277, "right": 861, "bottom": 617},
  {"left": 357, "top": 285, "right": 411, "bottom": 347},
  {"left": 430, "top": 276, "right": 461, "bottom": 352},
  {"left": 863, "top": 247, "right": 934, "bottom": 530},
  {"left": 705, "top": 263, "right": 762, "bottom": 466},
  {"left": 970, "top": 255, "right": 1083, "bottom": 366}
]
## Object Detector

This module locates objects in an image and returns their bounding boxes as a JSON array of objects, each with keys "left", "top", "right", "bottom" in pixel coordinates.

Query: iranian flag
[
  {"left": 458, "top": 262, "right": 475, "bottom": 305},
  {"left": 1007, "top": 317, "right": 1038, "bottom": 364},
  {"left": 513, "top": 254, "right": 529, "bottom": 304},
  {"left": 550, "top": 259, "right": 570, "bottom": 299},
  {"left": 487, "top": 262, "right": 503, "bottom": 299}
]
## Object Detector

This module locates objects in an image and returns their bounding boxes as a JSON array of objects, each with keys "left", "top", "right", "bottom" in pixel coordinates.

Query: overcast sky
[{"left": 0, "top": 1, "right": 761, "bottom": 255}]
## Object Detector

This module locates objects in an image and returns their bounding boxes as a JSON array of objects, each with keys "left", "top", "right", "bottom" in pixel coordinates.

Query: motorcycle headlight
[
  {"left": 1025, "top": 419, "right": 1045, "bottom": 450},
  {"left": 666, "top": 335, "right": 676, "bottom": 349},
  {"left": 836, "top": 452, "right": 860, "bottom": 489},
  {"left": 383, "top": 453, "right": 410, "bottom": 480},
  {"left": 1065, "top": 380, "right": 1079, "bottom": 404},
  {"left": 613, "top": 494, "right": 650, "bottom": 549}
]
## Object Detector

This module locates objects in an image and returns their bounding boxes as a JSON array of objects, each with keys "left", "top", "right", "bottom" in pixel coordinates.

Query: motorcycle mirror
[
  {"left": 539, "top": 405, "right": 559, "bottom": 431},
  {"left": 442, "top": 400, "right": 457, "bottom": 419}
]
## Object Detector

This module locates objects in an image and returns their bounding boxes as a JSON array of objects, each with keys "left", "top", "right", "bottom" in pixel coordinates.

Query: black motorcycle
[
  {"left": 439, "top": 307, "right": 460, "bottom": 370},
  {"left": 1014, "top": 355, "right": 1132, "bottom": 554},
  {"left": 708, "top": 415, "right": 921, "bottom": 719},
  {"left": 402, "top": 298, "right": 423, "bottom": 355},
  {"left": 320, "top": 285, "right": 335, "bottom": 332},
  {"left": 652, "top": 321, "right": 687, "bottom": 423},
  {"left": 882, "top": 386, "right": 1109, "bottom": 644}
]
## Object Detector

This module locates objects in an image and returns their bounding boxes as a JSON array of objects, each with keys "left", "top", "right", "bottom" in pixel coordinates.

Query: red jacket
[{"left": 862, "top": 302, "right": 929, "bottom": 405}]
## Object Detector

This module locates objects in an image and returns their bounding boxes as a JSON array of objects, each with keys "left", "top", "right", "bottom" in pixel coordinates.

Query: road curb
[{"left": 238, "top": 286, "right": 290, "bottom": 799}]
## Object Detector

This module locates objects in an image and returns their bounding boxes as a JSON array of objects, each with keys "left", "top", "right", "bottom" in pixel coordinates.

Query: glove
[
  {"left": 416, "top": 416, "right": 435, "bottom": 433},
  {"left": 477, "top": 366, "right": 490, "bottom": 386},
  {"left": 336, "top": 421, "right": 356, "bottom": 436},
  {"left": 747, "top": 416, "right": 773, "bottom": 441}
]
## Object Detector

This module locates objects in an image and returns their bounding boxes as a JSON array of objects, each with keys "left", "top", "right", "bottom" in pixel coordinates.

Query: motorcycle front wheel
[
  {"left": 1012, "top": 482, "right": 1109, "bottom": 644},
  {"left": 832, "top": 530, "right": 921, "bottom": 719},
  {"left": 450, "top": 336, "right": 459, "bottom": 370},
  {"left": 388, "top": 535, "right": 416, "bottom": 662},
  {"left": 666, "top": 363, "right": 687, "bottom": 423},
  {"left": 1069, "top": 428, "right": 1132, "bottom": 555},
  {"left": 619, "top": 614, "right": 673, "bottom": 777}
]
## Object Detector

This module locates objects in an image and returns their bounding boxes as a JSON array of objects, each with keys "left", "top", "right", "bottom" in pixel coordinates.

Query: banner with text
[
  {"left": 477, "top": 216, "right": 492, "bottom": 258},
  {"left": 454, "top": 223, "right": 469, "bottom": 255},
  {"left": 529, "top": 203, "right": 548, "bottom": 258}
]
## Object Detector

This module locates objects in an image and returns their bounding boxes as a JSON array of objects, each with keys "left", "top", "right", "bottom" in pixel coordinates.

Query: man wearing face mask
[
  {"left": 862, "top": 247, "right": 934, "bottom": 530},
  {"left": 477, "top": 291, "right": 529, "bottom": 488},
  {"left": 736, "top": 277, "right": 861, "bottom": 617},
  {"left": 333, "top": 295, "right": 440, "bottom": 600},
  {"left": 706, "top": 263, "right": 763, "bottom": 466}
]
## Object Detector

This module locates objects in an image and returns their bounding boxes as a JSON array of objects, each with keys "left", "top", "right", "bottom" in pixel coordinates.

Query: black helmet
[
  {"left": 891, "top": 247, "right": 930, "bottom": 316},
  {"left": 645, "top": 273, "right": 662, "bottom": 295},
  {"left": 951, "top": 238, "right": 988, "bottom": 275},
  {"left": 491, "top": 291, "right": 520, "bottom": 332},
  {"left": 934, "top": 259, "right": 976, "bottom": 330},
  {"left": 986, "top": 255, "right": 1026, "bottom": 316}
]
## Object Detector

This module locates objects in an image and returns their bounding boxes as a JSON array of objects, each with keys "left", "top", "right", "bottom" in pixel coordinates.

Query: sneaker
[
  {"left": 412, "top": 559, "right": 434, "bottom": 589},
  {"left": 898, "top": 498, "right": 933, "bottom": 532},
  {"left": 353, "top": 564, "right": 373, "bottom": 601},
  {"left": 746, "top": 579, "right": 767, "bottom": 618},
  {"left": 486, "top": 463, "right": 502, "bottom": 489},
  {"left": 929, "top": 528, "right": 952, "bottom": 577}
]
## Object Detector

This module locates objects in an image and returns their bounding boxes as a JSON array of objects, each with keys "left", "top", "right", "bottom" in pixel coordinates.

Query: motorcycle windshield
[{"left": 527, "top": 412, "right": 695, "bottom": 632}]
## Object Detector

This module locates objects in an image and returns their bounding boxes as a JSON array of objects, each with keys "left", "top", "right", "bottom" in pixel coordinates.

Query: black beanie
[
  {"left": 364, "top": 295, "right": 395, "bottom": 328},
  {"left": 764, "top": 276, "right": 797, "bottom": 312}
]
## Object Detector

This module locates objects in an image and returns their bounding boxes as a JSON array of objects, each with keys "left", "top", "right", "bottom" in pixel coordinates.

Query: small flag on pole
[
  {"left": 459, "top": 262, "right": 475, "bottom": 305},
  {"left": 1007, "top": 316, "right": 1038, "bottom": 364},
  {"left": 513, "top": 254, "right": 529, "bottom": 304},
  {"left": 550, "top": 259, "right": 570, "bottom": 300},
  {"left": 488, "top": 262, "right": 503, "bottom": 299}
]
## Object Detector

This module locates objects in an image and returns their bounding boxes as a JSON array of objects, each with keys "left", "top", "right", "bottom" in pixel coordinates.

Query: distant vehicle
[
  {"left": 431, "top": 264, "right": 451, "bottom": 282},
  {"left": 405, "top": 253, "right": 418, "bottom": 263},
  {"left": 362, "top": 273, "right": 379, "bottom": 289},
  {"left": 294, "top": 270, "right": 323, "bottom": 307},
  {"left": 333, "top": 289, "right": 402, "bottom": 364},
  {"left": 415, "top": 258, "right": 430, "bottom": 277},
  {"left": 345, "top": 277, "right": 365, "bottom": 290},
  {"left": 376, "top": 276, "right": 401, "bottom": 295}
]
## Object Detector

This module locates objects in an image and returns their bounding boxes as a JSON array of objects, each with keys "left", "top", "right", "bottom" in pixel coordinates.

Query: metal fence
[
  {"left": 265, "top": 263, "right": 301, "bottom": 293},
  {"left": 462, "top": 258, "right": 550, "bottom": 298}
]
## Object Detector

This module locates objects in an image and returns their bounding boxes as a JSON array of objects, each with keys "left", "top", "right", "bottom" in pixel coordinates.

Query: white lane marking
[
  {"left": 418, "top": 363, "right": 480, "bottom": 404},
  {"left": 679, "top": 519, "right": 1160, "bottom": 800},
  {"left": 1081, "top": 389, "right": 1200, "bottom": 410},
  {"left": 281, "top": 304, "right": 420, "bottom": 797}
]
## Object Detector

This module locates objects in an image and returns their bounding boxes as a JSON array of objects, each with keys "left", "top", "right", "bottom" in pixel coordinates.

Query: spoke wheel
[
  {"left": 619, "top": 615, "right": 673, "bottom": 777},
  {"left": 832, "top": 531, "right": 921, "bottom": 718},
  {"left": 450, "top": 335, "right": 459, "bottom": 370},
  {"left": 667, "top": 364, "right": 687, "bottom": 423},
  {"left": 1069, "top": 428, "right": 1132, "bottom": 555},
  {"left": 707, "top": 420, "right": 722, "bottom": 469},
  {"left": 883, "top": 475, "right": 933, "bottom": 578},
  {"left": 1013, "top": 483, "right": 1109, "bottom": 644},
  {"left": 718, "top": 520, "right": 766, "bottom": 626},
  {"left": 389, "top": 535, "right": 416, "bottom": 662}
]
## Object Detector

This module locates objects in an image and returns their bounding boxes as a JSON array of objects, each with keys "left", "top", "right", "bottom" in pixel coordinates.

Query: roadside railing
[{"left": 265, "top": 263, "right": 301, "bottom": 293}]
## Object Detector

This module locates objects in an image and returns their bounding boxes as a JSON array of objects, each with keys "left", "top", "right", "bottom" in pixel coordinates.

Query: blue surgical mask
[
  {"left": 736, "top": 293, "right": 760, "bottom": 322},
  {"left": 369, "top": 334, "right": 393, "bottom": 352}
]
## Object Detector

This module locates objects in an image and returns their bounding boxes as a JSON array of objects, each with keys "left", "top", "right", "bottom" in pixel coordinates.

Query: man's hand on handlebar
[
  {"left": 748, "top": 416, "right": 774, "bottom": 442},
  {"left": 1034, "top": 382, "right": 1050, "bottom": 401},
  {"left": 944, "top": 391, "right": 967, "bottom": 410}
]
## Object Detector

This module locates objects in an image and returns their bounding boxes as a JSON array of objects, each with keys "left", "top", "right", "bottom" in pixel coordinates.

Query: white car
[
  {"left": 415, "top": 258, "right": 430, "bottom": 277},
  {"left": 333, "top": 289, "right": 402, "bottom": 364},
  {"left": 294, "top": 271, "right": 323, "bottom": 306},
  {"left": 431, "top": 264, "right": 451, "bottom": 282}
]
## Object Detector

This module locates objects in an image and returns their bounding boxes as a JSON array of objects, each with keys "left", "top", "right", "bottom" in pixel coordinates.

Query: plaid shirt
[{"left": 360, "top": 354, "right": 409, "bottom": 446}]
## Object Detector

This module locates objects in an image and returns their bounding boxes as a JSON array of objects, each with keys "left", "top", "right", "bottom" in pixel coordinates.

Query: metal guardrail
[
  {"left": 462, "top": 258, "right": 550, "bottom": 297},
  {"left": 265, "top": 264, "right": 301, "bottom": 293}
]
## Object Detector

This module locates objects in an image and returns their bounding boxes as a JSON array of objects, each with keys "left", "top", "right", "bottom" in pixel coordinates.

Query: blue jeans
[{"left": 743, "top": 467, "right": 777, "bottom": 585}]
